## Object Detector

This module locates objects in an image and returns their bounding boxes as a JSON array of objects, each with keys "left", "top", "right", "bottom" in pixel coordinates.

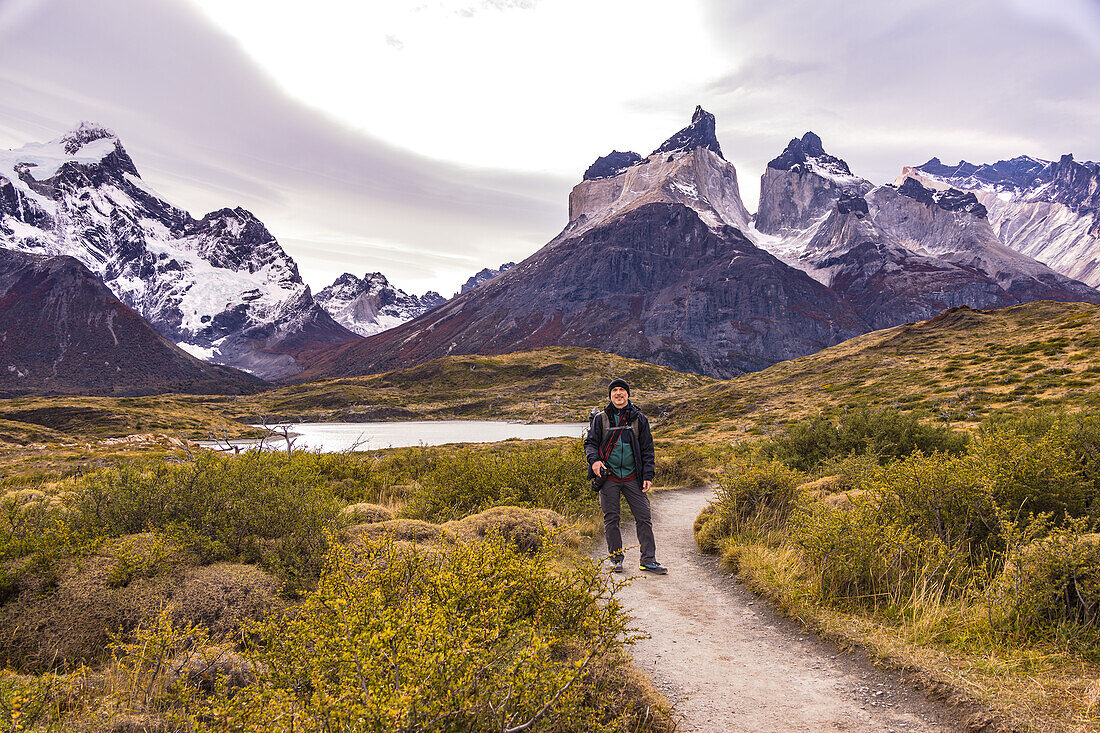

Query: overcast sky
[{"left": 1, "top": 0, "right": 1098, "bottom": 295}]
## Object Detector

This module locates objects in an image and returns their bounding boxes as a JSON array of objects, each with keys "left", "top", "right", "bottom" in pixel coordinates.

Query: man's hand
[
  {"left": 642, "top": 480, "right": 652, "bottom": 492},
  {"left": 591, "top": 461, "right": 605, "bottom": 475}
]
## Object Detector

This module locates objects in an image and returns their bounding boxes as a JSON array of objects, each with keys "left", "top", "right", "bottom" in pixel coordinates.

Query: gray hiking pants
[{"left": 599, "top": 475, "right": 656, "bottom": 565}]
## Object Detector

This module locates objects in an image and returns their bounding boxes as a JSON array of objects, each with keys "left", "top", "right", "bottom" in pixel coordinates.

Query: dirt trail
[{"left": 602, "top": 486, "right": 963, "bottom": 733}]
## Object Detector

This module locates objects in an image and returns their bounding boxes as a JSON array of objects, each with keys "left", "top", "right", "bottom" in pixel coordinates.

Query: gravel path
[{"left": 600, "top": 486, "right": 964, "bottom": 732}]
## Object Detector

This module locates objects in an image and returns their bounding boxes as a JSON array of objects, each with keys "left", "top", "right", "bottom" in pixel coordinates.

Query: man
[{"left": 584, "top": 377, "right": 667, "bottom": 575}]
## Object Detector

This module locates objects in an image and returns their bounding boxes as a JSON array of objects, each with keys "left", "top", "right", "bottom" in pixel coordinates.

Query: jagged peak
[
  {"left": 202, "top": 206, "right": 262, "bottom": 224},
  {"left": 650, "top": 105, "right": 724, "bottom": 160},
  {"left": 895, "top": 177, "right": 987, "bottom": 217},
  {"left": 768, "top": 131, "right": 851, "bottom": 175},
  {"left": 362, "top": 272, "right": 391, "bottom": 285},
  {"left": 330, "top": 272, "right": 365, "bottom": 287},
  {"left": 583, "top": 150, "right": 643, "bottom": 181},
  {"left": 60, "top": 122, "right": 119, "bottom": 155}
]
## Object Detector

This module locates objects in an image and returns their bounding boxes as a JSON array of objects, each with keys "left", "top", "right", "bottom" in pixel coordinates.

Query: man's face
[{"left": 610, "top": 387, "right": 629, "bottom": 408}]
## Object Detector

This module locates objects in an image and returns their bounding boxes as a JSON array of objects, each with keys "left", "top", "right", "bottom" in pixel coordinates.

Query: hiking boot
[
  {"left": 639, "top": 562, "right": 668, "bottom": 575},
  {"left": 611, "top": 561, "right": 624, "bottom": 574}
]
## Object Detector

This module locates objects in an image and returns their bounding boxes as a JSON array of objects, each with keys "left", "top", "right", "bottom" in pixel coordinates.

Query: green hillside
[{"left": 663, "top": 301, "right": 1100, "bottom": 438}]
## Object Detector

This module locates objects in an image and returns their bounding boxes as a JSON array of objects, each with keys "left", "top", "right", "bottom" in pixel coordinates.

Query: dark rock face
[
  {"left": 836, "top": 192, "right": 869, "bottom": 217},
  {"left": 896, "top": 178, "right": 986, "bottom": 217},
  {"left": 583, "top": 152, "right": 644, "bottom": 181},
  {"left": 297, "top": 203, "right": 868, "bottom": 381},
  {"left": 768, "top": 132, "right": 852, "bottom": 175},
  {"left": 0, "top": 248, "right": 265, "bottom": 396},
  {"left": 460, "top": 262, "right": 515, "bottom": 293},
  {"left": 650, "top": 106, "right": 724, "bottom": 160}
]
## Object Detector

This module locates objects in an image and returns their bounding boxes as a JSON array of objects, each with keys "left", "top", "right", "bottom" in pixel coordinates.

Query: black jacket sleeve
[
  {"left": 638, "top": 414, "right": 656, "bottom": 482},
  {"left": 583, "top": 411, "right": 603, "bottom": 476}
]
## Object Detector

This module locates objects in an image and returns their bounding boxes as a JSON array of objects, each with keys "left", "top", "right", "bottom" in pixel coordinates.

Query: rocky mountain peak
[
  {"left": 768, "top": 132, "right": 851, "bottom": 176},
  {"left": 461, "top": 262, "right": 515, "bottom": 293},
  {"left": 896, "top": 177, "right": 987, "bottom": 218},
  {"left": 583, "top": 151, "right": 644, "bottom": 181},
  {"left": 755, "top": 132, "right": 869, "bottom": 236},
  {"left": 61, "top": 122, "right": 119, "bottom": 154},
  {"left": 314, "top": 271, "right": 445, "bottom": 338},
  {"left": 650, "top": 105, "right": 724, "bottom": 160}
]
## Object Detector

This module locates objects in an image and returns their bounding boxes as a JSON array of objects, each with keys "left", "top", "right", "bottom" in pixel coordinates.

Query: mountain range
[
  {"left": 901, "top": 154, "right": 1100, "bottom": 288},
  {"left": 3, "top": 113, "right": 1100, "bottom": 392},
  {"left": 0, "top": 123, "right": 356, "bottom": 381},
  {"left": 314, "top": 272, "right": 444, "bottom": 337},
  {"left": 296, "top": 108, "right": 1100, "bottom": 381}
]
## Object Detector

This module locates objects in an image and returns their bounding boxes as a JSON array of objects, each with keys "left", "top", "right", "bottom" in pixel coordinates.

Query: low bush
[
  {"left": 762, "top": 407, "right": 968, "bottom": 471},
  {"left": 401, "top": 440, "right": 590, "bottom": 522},
  {"left": 168, "top": 533, "right": 668, "bottom": 732},
  {"left": 992, "top": 518, "right": 1100, "bottom": 641},
  {"left": 790, "top": 489, "right": 966, "bottom": 606},
  {"left": 654, "top": 441, "right": 729, "bottom": 488},
  {"left": 446, "top": 505, "right": 574, "bottom": 553},
  {"left": 694, "top": 459, "right": 803, "bottom": 552},
  {"left": 340, "top": 502, "right": 394, "bottom": 524},
  {"left": 65, "top": 451, "right": 342, "bottom": 594}
]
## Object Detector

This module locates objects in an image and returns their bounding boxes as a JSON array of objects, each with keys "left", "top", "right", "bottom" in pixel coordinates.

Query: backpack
[{"left": 589, "top": 409, "right": 640, "bottom": 492}]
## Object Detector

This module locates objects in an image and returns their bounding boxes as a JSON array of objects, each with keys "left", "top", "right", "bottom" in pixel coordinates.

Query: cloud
[
  {"left": 706, "top": 57, "right": 820, "bottom": 96},
  {"left": 687, "top": 0, "right": 1100, "bottom": 206},
  {"left": 0, "top": 0, "right": 568, "bottom": 293}
]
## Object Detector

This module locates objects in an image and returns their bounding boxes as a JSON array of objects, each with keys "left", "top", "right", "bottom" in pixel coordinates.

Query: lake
[{"left": 203, "top": 420, "right": 589, "bottom": 453}]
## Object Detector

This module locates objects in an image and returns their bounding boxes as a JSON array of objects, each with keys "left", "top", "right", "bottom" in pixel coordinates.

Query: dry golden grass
[
  {"left": 192, "top": 346, "right": 717, "bottom": 426},
  {"left": 661, "top": 301, "right": 1100, "bottom": 440},
  {"left": 724, "top": 538, "right": 1100, "bottom": 732}
]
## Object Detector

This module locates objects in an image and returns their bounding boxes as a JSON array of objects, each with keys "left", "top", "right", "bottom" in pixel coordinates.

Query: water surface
[{"left": 205, "top": 420, "right": 588, "bottom": 453}]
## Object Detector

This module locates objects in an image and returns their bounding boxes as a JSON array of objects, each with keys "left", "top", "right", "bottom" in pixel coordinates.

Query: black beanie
[{"left": 608, "top": 378, "right": 630, "bottom": 398}]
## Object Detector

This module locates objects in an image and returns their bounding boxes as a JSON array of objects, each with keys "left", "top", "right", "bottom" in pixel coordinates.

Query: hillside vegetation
[
  {"left": 0, "top": 441, "right": 673, "bottom": 731},
  {"left": 664, "top": 301, "right": 1100, "bottom": 438},
  {"left": 202, "top": 347, "right": 716, "bottom": 425},
  {"left": 695, "top": 405, "right": 1100, "bottom": 731},
  {"left": 0, "top": 348, "right": 716, "bottom": 448},
  {"left": 3, "top": 300, "right": 1100, "bottom": 730}
]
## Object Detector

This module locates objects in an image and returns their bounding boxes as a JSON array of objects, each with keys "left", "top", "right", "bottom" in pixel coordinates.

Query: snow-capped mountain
[
  {"left": 296, "top": 110, "right": 869, "bottom": 381},
  {"left": 297, "top": 109, "right": 1100, "bottom": 382},
  {"left": 903, "top": 155, "right": 1100, "bottom": 287},
  {"left": 460, "top": 262, "right": 514, "bottom": 294},
  {"left": 314, "top": 272, "right": 444, "bottom": 337},
  {"left": 0, "top": 123, "right": 356, "bottom": 380},
  {"left": 747, "top": 132, "right": 1100, "bottom": 326}
]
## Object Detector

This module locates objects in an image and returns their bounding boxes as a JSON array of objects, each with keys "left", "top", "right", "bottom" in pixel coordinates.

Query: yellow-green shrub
[
  {"left": 993, "top": 520, "right": 1100, "bottom": 639},
  {"left": 402, "top": 440, "right": 590, "bottom": 522},
  {"left": 712, "top": 459, "right": 804, "bottom": 533},
  {"left": 790, "top": 493, "right": 958, "bottom": 606},
  {"left": 972, "top": 425, "right": 1094, "bottom": 521},
  {"left": 177, "top": 533, "right": 659, "bottom": 732},
  {"left": 762, "top": 407, "right": 968, "bottom": 471}
]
